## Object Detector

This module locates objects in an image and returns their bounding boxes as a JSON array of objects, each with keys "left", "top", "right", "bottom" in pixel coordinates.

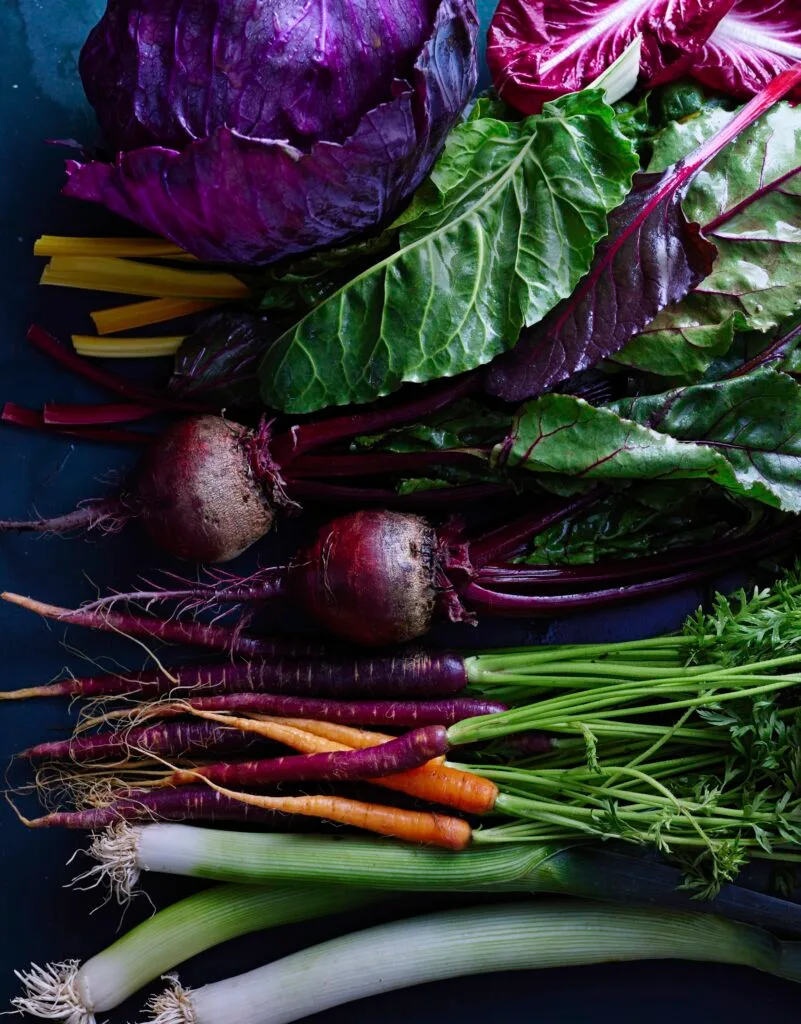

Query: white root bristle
[
  {"left": 142, "top": 977, "right": 196, "bottom": 1024},
  {"left": 69, "top": 823, "right": 142, "bottom": 905},
  {"left": 10, "top": 960, "right": 94, "bottom": 1024}
]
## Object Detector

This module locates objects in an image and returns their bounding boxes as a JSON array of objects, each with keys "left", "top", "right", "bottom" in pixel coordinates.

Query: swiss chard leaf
[
  {"left": 259, "top": 90, "right": 637, "bottom": 413},
  {"left": 486, "top": 68, "right": 801, "bottom": 401},
  {"left": 519, "top": 482, "right": 757, "bottom": 565},
  {"left": 170, "top": 310, "right": 280, "bottom": 406},
  {"left": 615, "top": 100, "right": 801, "bottom": 380},
  {"left": 496, "top": 367, "right": 801, "bottom": 512},
  {"left": 350, "top": 399, "right": 511, "bottom": 453}
]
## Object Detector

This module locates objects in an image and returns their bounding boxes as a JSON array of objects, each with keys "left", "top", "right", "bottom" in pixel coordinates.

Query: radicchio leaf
[
  {"left": 688, "top": 0, "right": 801, "bottom": 99},
  {"left": 486, "top": 0, "right": 733, "bottom": 116},
  {"left": 485, "top": 67, "right": 801, "bottom": 402}
]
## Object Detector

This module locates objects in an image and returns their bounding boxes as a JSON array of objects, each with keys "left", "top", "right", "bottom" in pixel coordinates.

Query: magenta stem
[
  {"left": 26, "top": 325, "right": 207, "bottom": 413},
  {"left": 462, "top": 566, "right": 726, "bottom": 616},
  {"left": 475, "top": 521, "right": 798, "bottom": 591},
  {"left": 271, "top": 373, "right": 481, "bottom": 464},
  {"left": 3, "top": 402, "right": 151, "bottom": 445},
  {"left": 468, "top": 491, "right": 606, "bottom": 568},
  {"left": 726, "top": 319, "right": 801, "bottom": 379},
  {"left": 43, "top": 401, "right": 158, "bottom": 426},
  {"left": 285, "top": 478, "right": 511, "bottom": 507},
  {"left": 287, "top": 448, "right": 490, "bottom": 479}
]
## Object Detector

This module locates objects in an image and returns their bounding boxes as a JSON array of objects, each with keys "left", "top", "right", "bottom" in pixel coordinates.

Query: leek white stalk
[
  {"left": 82, "top": 823, "right": 568, "bottom": 901},
  {"left": 83, "top": 825, "right": 801, "bottom": 938},
  {"left": 12, "top": 883, "right": 380, "bottom": 1024},
  {"left": 143, "top": 901, "right": 801, "bottom": 1024}
]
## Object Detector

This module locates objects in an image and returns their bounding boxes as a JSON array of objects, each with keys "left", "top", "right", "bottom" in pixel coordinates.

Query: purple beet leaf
[{"left": 485, "top": 65, "right": 801, "bottom": 402}]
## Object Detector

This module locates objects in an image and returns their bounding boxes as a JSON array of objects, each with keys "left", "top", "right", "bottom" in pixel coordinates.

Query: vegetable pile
[{"left": 8, "top": 0, "right": 801, "bottom": 1021}]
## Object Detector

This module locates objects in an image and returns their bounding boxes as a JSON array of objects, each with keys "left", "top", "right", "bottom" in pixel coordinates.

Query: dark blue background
[{"left": 0, "top": 2, "right": 796, "bottom": 1020}]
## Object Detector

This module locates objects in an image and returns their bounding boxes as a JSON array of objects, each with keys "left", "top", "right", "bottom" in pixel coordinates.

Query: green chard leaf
[
  {"left": 349, "top": 399, "right": 511, "bottom": 453},
  {"left": 259, "top": 90, "right": 637, "bottom": 413},
  {"left": 615, "top": 101, "right": 801, "bottom": 380},
  {"left": 495, "top": 367, "right": 801, "bottom": 512},
  {"left": 519, "top": 482, "right": 758, "bottom": 565}
]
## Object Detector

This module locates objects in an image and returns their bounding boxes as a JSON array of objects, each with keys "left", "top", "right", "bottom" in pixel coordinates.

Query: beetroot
[
  {"left": 0, "top": 374, "right": 492, "bottom": 562},
  {"left": 292, "top": 510, "right": 439, "bottom": 646},
  {"left": 135, "top": 416, "right": 274, "bottom": 562},
  {"left": 10, "top": 499, "right": 788, "bottom": 650}
]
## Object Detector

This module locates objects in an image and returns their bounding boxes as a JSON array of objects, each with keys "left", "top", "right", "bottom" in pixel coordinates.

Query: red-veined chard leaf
[
  {"left": 259, "top": 89, "right": 637, "bottom": 414},
  {"left": 485, "top": 66, "right": 801, "bottom": 402},
  {"left": 486, "top": 0, "right": 733, "bottom": 116},
  {"left": 613, "top": 99, "right": 801, "bottom": 380},
  {"left": 495, "top": 367, "right": 801, "bottom": 512},
  {"left": 688, "top": 0, "right": 801, "bottom": 99}
]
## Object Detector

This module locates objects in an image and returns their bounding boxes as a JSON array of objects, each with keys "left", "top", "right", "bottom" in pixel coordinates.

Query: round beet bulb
[
  {"left": 135, "top": 416, "right": 274, "bottom": 563},
  {"left": 291, "top": 509, "right": 439, "bottom": 646}
]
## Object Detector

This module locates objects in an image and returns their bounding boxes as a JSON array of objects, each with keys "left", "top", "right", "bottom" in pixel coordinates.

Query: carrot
[
  {"left": 163, "top": 726, "right": 449, "bottom": 788},
  {"left": 0, "top": 593, "right": 292, "bottom": 660},
  {"left": 20, "top": 786, "right": 282, "bottom": 828},
  {"left": 193, "top": 784, "right": 473, "bottom": 850},
  {"left": 250, "top": 716, "right": 447, "bottom": 763},
  {"left": 190, "top": 711, "right": 497, "bottom": 814},
  {"left": 21, "top": 720, "right": 267, "bottom": 763}
]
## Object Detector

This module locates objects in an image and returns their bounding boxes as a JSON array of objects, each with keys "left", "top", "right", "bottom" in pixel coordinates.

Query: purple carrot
[
  {"left": 23, "top": 786, "right": 281, "bottom": 828},
  {"left": 0, "top": 592, "right": 295, "bottom": 658},
  {"left": 21, "top": 719, "right": 269, "bottom": 763},
  {"left": 2, "top": 403, "right": 151, "bottom": 446},
  {"left": 26, "top": 324, "right": 206, "bottom": 413},
  {"left": 0, "top": 652, "right": 469, "bottom": 701},
  {"left": 136, "top": 693, "right": 506, "bottom": 727},
  {"left": 165, "top": 725, "right": 449, "bottom": 788}
]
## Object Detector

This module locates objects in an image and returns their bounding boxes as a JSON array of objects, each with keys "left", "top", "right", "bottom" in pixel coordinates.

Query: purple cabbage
[{"left": 65, "top": 0, "right": 478, "bottom": 265}]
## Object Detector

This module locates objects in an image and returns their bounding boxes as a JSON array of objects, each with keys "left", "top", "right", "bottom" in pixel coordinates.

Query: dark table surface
[{"left": 0, "top": 1, "right": 797, "bottom": 1021}]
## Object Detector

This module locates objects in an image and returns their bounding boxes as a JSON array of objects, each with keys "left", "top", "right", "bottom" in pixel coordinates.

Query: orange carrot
[
  {"left": 196, "top": 782, "right": 473, "bottom": 849},
  {"left": 254, "top": 716, "right": 396, "bottom": 749},
  {"left": 376, "top": 761, "right": 499, "bottom": 815},
  {"left": 179, "top": 708, "right": 498, "bottom": 814},
  {"left": 252, "top": 714, "right": 447, "bottom": 764}
]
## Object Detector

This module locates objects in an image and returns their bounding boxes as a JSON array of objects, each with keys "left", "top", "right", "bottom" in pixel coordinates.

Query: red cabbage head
[{"left": 67, "top": 0, "right": 478, "bottom": 264}]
